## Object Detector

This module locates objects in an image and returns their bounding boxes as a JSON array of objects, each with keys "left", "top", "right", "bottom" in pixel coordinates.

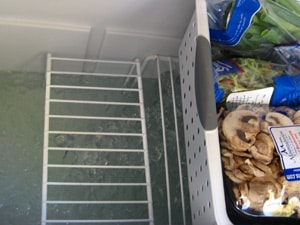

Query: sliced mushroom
[
  {"left": 269, "top": 157, "right": 283, "bottom": 179},
  {"left": 220, "top": 140, "right": 234, "bottom": 150},
  {"left": 236, "top": 182, "right": 251, "bottom": 210},
  {"left": 263, "top": 189, "right": 298, "bottom": 217},
  {"left": 221, "top": 148, "right": 232, "bottom": 157},
  {"left": 232, "top": 168, "right": 254, "bottom": 181},
  {"left": 239, "top": 164, "right": 255, "bottom": 176},
  {"left": 245, "top": 176, "right": 282, "bottom": 211},
  {"left": 293, "top": 110, "right": 300, "bottom": 124},
  {"left": 294, "top": 206, "right": 300, "bottom": 218},
  {"left": 231, "top": 150, "right": 253, "bottom": 158},
  {"left": 260, "top": 120, "right": 271, "bottom": 134},
  {"left": 278, "top": 176, "right": 300, "bottom": 198},
  {"left": 265, "top": 111, "right": 294, "bottom": 126},
  {"left": 244, "top": 159, "right": 265, "bottom": 177},
  {"left": 250, "top": 159, "right": 274, "bottom": 176},
  {"left": 220, "top": 106, "right": 300, "bottom": 215},
  {"left": 279, "top": 177, "right": 300, "bottom": 216},
  {"left": 217, "top": 107, "right": 226, "bottom": 120},
  {"left": 221, "top": 156, "right": 231, "bottom": 171},
  {"left": 274, "top": 106, "right": 296, "bottom": 119},
  {"left": 248, "top": 133, "right": 274, "bottom": 165},
  {"left": 233, "top": 183, "right": 245, "bottom": 201},
  {"left": 222, "top": 110, "right": 261, "bottom": 151},
  {"left": 221, "top": 153, "right": 246, "bottom": 170},
  {"left": 221, "top": 143, "right": 253, "bottom": 158},
  {"left": 260, "top": 112, "right": 294, "bottom": 133},
  {"left": 225, "top": 170, "right": 245, "bottom": 183},
  {"left": 251, "top": 107, "right": 270, "bottom": 118}
]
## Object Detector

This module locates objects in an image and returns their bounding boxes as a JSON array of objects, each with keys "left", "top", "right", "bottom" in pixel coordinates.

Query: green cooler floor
[{"left": 0, "top": 71, "right": 191, "bottom": 225}]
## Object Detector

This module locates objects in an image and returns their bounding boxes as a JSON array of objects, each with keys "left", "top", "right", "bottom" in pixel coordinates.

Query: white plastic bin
[{"left": 179, "top": 1, "right": 232, "bottom": 224}]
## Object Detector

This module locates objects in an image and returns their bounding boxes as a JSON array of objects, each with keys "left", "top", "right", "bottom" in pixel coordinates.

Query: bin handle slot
[{"left": 194, "top": 36, "right": 218, "bottom": 131}]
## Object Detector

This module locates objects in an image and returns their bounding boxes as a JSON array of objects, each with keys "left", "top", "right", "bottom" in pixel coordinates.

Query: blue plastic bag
[{"left": 271, "top": 73, "right": 300, "bottom": 106}]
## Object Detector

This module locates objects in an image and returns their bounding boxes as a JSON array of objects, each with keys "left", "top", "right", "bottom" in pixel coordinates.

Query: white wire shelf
[
  {"left": 42, "top": 54, "right": 154, "bottom": 225},
  {"left": 42, "top": 54, "right": 189, "bottom": 225}
]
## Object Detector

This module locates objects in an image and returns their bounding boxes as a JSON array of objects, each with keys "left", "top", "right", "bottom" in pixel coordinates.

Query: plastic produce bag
[
  {"left": 212, "top": 57, "right": 286, "bottom": 104},
  {"left": 207, "top": 0, "right": 300, "bottom": 59},
  {"left": 271, "top": 73, "right": 300, "bottom": 106},
  {"left": 274, "top": 42, "right": 300, "bottom": 75}
]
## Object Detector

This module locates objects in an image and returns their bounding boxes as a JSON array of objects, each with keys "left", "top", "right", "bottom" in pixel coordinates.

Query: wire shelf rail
[{"left": 41, "top": 54, "right": 154, "bottom": 225}]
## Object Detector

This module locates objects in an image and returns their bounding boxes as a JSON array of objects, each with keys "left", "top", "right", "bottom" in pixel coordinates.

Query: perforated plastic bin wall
[{"left": 179, "top": 1, "right": 232, "bottom": 224}]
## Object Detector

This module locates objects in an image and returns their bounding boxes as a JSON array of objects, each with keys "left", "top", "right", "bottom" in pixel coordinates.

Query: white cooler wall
[
  {"left": 0, "top": 0, "right": 194, "bottom": 72},
  {"left": 0, "top": 19, "right": 90, "bottom": 72}
]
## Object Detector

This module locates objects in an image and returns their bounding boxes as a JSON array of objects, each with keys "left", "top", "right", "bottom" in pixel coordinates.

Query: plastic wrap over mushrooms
[{"left": 218, "top": 105, "right": 300, "bottom": 217}]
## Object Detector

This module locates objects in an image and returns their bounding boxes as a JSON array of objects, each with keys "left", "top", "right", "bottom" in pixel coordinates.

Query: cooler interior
[{"left": 0, "top": 0, "right": 233, "bottom": 224}]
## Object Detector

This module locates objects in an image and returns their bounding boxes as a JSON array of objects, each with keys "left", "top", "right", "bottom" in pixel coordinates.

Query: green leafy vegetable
[
  {"left": 229, "top": 0, "right": 300, "bottom": 58},
  {"left": 217, "top": 58, "right": 285, "bottom": 95}
]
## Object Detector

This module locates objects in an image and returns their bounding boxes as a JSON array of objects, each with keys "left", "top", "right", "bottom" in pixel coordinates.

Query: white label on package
[
  {"left": 269, "top": 125, "right": 300, "bottom": 182},
  {"left": 226, "top": 87, "right": 274, "bottom": 111}
]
